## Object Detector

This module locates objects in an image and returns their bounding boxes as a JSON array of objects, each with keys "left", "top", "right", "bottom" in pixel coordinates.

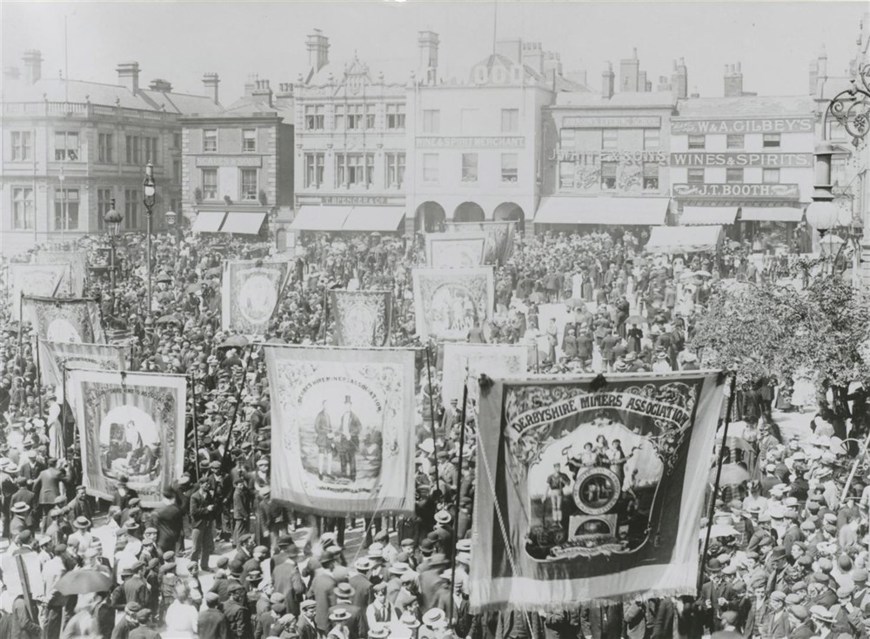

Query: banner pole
[
  {"left": 18, "top": 291, "right": 24, "bottom": 364},
  {"left": 321, "top": 286, "right": 330, "bottom": 345},
  {"left": 424, "top": 343, "right": 441, "bottom": 491},
  {"left": 222, "top": 343, "right": 255, "bottom": 474},
  {"left": 189, "top": 374, "right": 201, "bottom": 483},
  {"left": 838, "top": 428, "right": 870, "bottom": 505},
  {"left": 35, "top": 335, "right": 44, "bottom": 418},
  {"left": 698, "top": 372, "right": 737, "bottom": 592},
  {"left": 449, "top": 362, "right": 470, "bottom": 624}
]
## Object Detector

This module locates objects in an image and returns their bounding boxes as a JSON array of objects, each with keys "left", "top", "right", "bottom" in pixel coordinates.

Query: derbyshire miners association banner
[
  {"left": 265, "top": 345, "right": 416, "bottom": 515},
  {"left": 331, "top": 290, "right": 392, "bottom": 347},
  {"left": 69, "top": 369, "right": 186, "bottom": 507},
  {"left": 469, "top": 371, "right": 725, "bottom": 611},
  {"left": 425, "top": 232, "right": 487, "bottom": 268},
  {"left": 22, "top": 296, "right": 105, "bottom": 344},
  {"left": 9, "top": 263, "right": 71, "bottom": 317},
  {"left": 40, "top": 341, "right": 128, "bottom": 400},
  {"left": 34, "top": 250, "right": 88, "bottom": 297},
  {"left": 445, "top": 221, "right": 516, "bottom": 266},
  {"left": 412, "top": 267, "right": 494, "bottom": 341},
  {"left": 221, "top": 259, "right": 290, "bottom": 334},
  {"left": 441, "top": 343, "right": 528, "bottom": 409}
]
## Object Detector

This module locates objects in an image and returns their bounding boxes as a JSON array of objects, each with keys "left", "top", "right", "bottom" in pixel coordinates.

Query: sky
[{"left": 2, "top": 1, "right": 867, "bottom": 103}]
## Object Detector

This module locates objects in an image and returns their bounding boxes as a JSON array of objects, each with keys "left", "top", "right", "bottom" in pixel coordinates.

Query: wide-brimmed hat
[
  {"left": 10, "top": 502, "right": 29, "bottom": 514},
  {"left": 422, "top": 608, "right": 448, "bottom": 629},
  {"left": 333, "top": 583, "right": 355, "bottom": 600},
  {"left": 73, "top": 516, "right": 92, "bottom": 529},
  {"left": 329, "top": 608, "right": 351, "bottom": 623},
  {"left": 400, "top": 611, "right": 421, "bottom": 628},
  {"left": 368, "top": 624, "right": 390, "bottom": 639}
]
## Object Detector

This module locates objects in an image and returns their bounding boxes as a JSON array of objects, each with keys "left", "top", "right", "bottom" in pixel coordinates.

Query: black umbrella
[{"left": 54, "top": 569, "right": 113, "bottom": 596}]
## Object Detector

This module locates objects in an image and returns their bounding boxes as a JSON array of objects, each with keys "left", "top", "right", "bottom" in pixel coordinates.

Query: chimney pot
[
  {"left": 116, "top": 61, "right": 141, "bottom": 94},
  {"left": 22, "top": 49, "right": 43, "bottom": 84},
  {"left": 202, "top": 72, "right": 220, "bottom": 105}
]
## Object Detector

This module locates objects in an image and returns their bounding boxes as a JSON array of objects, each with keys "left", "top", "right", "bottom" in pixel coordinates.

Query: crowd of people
[{"left": 0, "top": 223, "right": 866, "bottom": 639}]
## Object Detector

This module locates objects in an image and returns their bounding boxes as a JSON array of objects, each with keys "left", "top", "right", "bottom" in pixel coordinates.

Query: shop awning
[
  {"left": 534, "top": 197, "right": 670, "bottom": 226},
  {"left": 645, "top": 225, "right": 724, "bottom": 254},
  {"left": 192, "top": 211, "right": 226, "bottom": 233},
  {"left": 220, "top": 212, "right": 266, "bottom": 235},
  {"left": 342, "top": 207, "right": 406, "bottom": 232},
  {"left": 739, "top": 207, "right": 804, "bottom": 223},
  {"left": 289, "top": 206, "right": 351, "bottom": 231},
  {"left": 680, "top": 206, "right": 739, "bottom": 226}
]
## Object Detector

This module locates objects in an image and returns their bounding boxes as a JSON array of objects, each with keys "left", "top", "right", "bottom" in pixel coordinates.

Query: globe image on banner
[
  {"left": 46, "top": 318, "right": 82, "bottom": 343},
  {"left": 238, "top": 273, "right": 277, "bottom": 324}
]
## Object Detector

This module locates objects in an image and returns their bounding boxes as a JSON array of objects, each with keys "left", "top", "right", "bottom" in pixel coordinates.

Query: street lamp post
[
  {"left": 59, "top": 166, "right": 66, "bottom": 245},
  {"left": 103, "top": 199, "right": 123, "bottom": 313},
  {"left": 143, "top": 163, "right": 156, "bottom": 320},
  {"left": 808, "top": 63, "right": 870, "bottom": 286}
]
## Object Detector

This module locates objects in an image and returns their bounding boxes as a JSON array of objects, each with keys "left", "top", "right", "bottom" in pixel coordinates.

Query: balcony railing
[{"left": 2, "top": 101, "right": 177, "bottom": 122}]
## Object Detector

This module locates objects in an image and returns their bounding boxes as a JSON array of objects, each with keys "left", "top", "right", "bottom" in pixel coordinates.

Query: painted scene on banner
[{"left": 413, "top": 267, "right": 494, "bottom": 341}]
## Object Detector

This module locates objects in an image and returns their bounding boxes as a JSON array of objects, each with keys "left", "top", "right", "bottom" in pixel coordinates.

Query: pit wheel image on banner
[
  {"left": 68, "top": 369, "right": 186, "bottom": 508},
  {"left": 265, "top": 345, "right": 416, "bottom": 515},
  {"left": 469, "top": 371, "right": 725, "bottom": 611}
]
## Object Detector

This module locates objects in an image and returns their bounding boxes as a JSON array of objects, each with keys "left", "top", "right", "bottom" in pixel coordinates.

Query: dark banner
[{"left": 331, "top": 290, "right": 391, "bottom": 347}]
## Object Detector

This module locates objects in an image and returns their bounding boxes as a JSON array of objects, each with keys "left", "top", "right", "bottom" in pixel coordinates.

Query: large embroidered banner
[
  {"left": 469, "top": 371, "right": 725, "bottom": 611},
  {"left": 445, "top": 221, "right": 516, "bottom": 266},
  {"left": 69, "top": 370, "right": 186, "bottom": 507},
  {"left": 22, "top": 296, "right": 105, "bottom": 344},
  {"left": 40, "top": 341, "right": 128, "bottom": 401},
  {"left": 221, "top": 259, "right": 290, "bottom": 334},
  {"left": 441, "top": 343, "right": 528, "bottom": 409},
  {"left": 34, "top": 250, "right": 88, "bottom": 297},
  {"left": 265, "top": 345, "right": 416, "bottom": 515},
  {"left": 412, "top": 267, "right": 494, "bottom": 341},
  {"left": 331, "top": 290, "right": 392, "bottom": 346},
  {"left": 9, "top": 263, "right": 70, "bottom": 317},
  {"left": 425, "top": 232, "right": 487, "bottom": 268}
]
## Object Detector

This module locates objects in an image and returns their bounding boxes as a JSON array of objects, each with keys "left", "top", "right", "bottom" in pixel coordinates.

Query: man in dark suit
[
  {"left": 308, "top": 553, "right": 338, "bottom": 633},
  {"left": 272, "top": 548, "right": 305, "bottom": 615},
  {"left": 223, "top": 583, "right": 252, "bottom": 639},
  {"left": 329, "top": 583, "right": 365, "bottom": 639},
  {"left": 297, "top": 599, "right": 319, "bottom": 639},
  {"left": 151, "top": 488, "right": 184, "bottom": 553},
  {"left": 189, "top": 481, "right": 216, "bottom": 572},
  {"left": 32, "top": 457, "right": 64, "bottom": 531},
  {"left": 349, "top": 558, "right": 374, "bottom": 611},
  {"left": 199, "top": 592, "right": 230, "bottom": 639},
  {"left": 123, "top": 561, "right": 151, "bottom": 610}
]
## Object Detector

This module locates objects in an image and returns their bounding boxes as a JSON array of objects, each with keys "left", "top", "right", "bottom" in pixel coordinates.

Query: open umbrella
[
  {"left": 155, "top": 313, "right": 181, "bottom": 325},
  {"left": 626, "top": 315, "right": 646, "bottom": 326},
  {"left": 219, "top": 335, "right": 249, "bottom": 349},
  {"left": 693, "top": 270, "right": 712, "bottom": 278},
  {"left": 156, "top": 272, "right": 173, "bottom": 284},
  {"left": 54, "top": 568, "right": 113, "bottom": 596},
  {"left": 708, "top": 462, "right": 750, "bottom": 486}
]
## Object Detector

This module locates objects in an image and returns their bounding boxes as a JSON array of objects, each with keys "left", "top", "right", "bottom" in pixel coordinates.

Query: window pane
[
  {"left": 762, "top": 169, "right": 780, "bottom": 184},
  {"left": 726, "top": 168, "right": 743, "bottom": 183},
  {"left": 762, "top": 134, "right": 781, "bottom": 148},
  {"left": 643, "top": 129, "right": 660, "bottom": 150},
  {"left": 501, "top": 153, "right": 518, "bottom": 183},
  {"left": 602, "top": 130, "right": 618, "bottom": 150},
  {"left": 688, "top": 168, "right": 705, "bottom": 184},
  {"left": 726, "top": 134, "right": 744, "bottom": 149},
  {"left": 423, "top": 153, "right": 438, "bottom": 182},
  {"left": 688, "top": 135, "right": 705, "bottom": 149},
  {"left": 462, "top": 153, "right": 478, "bottom": 182}
]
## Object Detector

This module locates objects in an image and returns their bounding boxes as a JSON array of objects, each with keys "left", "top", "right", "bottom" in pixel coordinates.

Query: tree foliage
[{"left": 691, "top": 277, "right": 870, "bottom": 394}]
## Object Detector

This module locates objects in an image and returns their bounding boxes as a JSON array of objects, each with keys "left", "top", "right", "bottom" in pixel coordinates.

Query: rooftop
[{"left": 675, "top": 95, "right": 816, "bottom": 117}]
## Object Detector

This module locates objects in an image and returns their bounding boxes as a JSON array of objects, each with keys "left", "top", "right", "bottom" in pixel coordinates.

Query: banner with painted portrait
[
  {"left": 40, "top": 341, "right": 128, "bottom": 402},
  {"left": 265, "top": 345, "right": 416, "bottom": 515},
  {"left": 445, "top": 221, "right": 516, "bottom": 266},
  {"left": 412, "top": 267, "right": 494, "bottom": 341},
  {"left": 22, "top": 296, "right": 105, "bottom": 344},
  {"left": 469, "top": 371, "right": 725, "bottom": 611},
  {"left": 331, "top": 290, "right": 392, "bottom": 347},
  {"left": 425, "top": 232, "right": 487, "bottom": 268},
  {"left": 441, "top": 343, "right": 528, "bottom": 410},
  {"left": 9, "top": 263, "right": 70, "bottom": 317},
  {"left": 69, "top": 369, "right": 186, "bottom": 507},
  {"left": 34, "top": 250, "right": 88, "bottom": 296},
  {"left": 221, "top": 259, "right": 290, "bottom": 334}
]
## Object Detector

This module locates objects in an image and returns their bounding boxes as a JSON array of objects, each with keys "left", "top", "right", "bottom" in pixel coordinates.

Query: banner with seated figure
[
  {"left": 412, "top": 267, "right": 494, "bottom": 341},
  {"left": 69, "top": 369, "right": 186, "bottom": 507},
  {"left": 265, "top": 345, "right": 416, "bottom": 515},
  {"left": 221, "top": 259, "right": 290, "bottom": 334},
  {"left": 22, "top": 296, "right": 105, "bottom": 344},
  {"left": 331, "top": 290, "right": 392, "bottom": 347},
  {"left": 469, "top": 371, "right": 725, "bottom": 611}
]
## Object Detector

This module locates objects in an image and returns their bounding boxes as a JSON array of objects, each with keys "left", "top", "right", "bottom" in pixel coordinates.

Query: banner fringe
[{"left": 468, "top": 586, "right": 698, "bottom": 614}]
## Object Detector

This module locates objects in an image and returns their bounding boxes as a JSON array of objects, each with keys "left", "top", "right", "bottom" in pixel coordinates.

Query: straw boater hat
[
  {"left": 329, "top": 608, "right": 351, "bottom": 623},
  {"left": 422, "top": 608, "right": 448, "bottom": 629},
  {"left": 10, "top": 502, "right": 29, "bottom": 514}
]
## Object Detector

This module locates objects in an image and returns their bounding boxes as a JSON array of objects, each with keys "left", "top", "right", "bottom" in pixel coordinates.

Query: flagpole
[
  {"left": 424, "top": 343, "right": 441, "bottom": 490},
  {"left": 448, "top": 360, "right": 470, "bottom": 624},
  {"left": 189, "top": 374, "right": 201, "bottom": 483},
  {"left": 35, "top": 336, "right": 44, "bottom": 418},
  {"left": 221, "top": 343, "right": 255, "bottom": 474},
  {"left": 698, "top": 372, "right": 737, "bottom": 591},
  {"left": 18, "top": 291, "right": 24, "bottom": 363}
]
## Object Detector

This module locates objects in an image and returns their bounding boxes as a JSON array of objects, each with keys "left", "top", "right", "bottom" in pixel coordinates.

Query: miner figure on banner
[{"left": 338, "top": 396, "right": 362, "bottom": 481}]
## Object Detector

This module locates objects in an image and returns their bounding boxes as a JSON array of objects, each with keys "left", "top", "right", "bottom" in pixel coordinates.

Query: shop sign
[
  {"left": 196, "top": 156, "right": 262, "bottom": 167},
  {"left": 672, "top": 183, "right": 800, "bottom": 199},
  {"left": 562, "top": 115, "right": 661, "bottom": 129},
  {"left": 550, "top": 149, "right": 667, "bottom": 164},
  {"left": 321, "top": 195, "right": 390, "bottom": 206},
  {"left": 416, "top": 136, "right": 525, "bottom": 149},
  {"left": 671, "top": 117, "right": 814, "bottom": 135},
  {"left": 670, "top": 152, "right": 812, "bottom": 168}
]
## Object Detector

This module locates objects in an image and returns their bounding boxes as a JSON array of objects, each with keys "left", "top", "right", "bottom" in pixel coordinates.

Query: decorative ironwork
[{"left": 829, "top": 63, "right": 870, "bottom": 147}]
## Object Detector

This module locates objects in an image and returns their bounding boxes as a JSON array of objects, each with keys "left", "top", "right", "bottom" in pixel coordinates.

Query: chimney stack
[
  {"left": 521, "top": 41, "right": 543, "bottom": 74},
  {"left": 724, "top": 62, "right": 744, "bottom": 97},
  {"left": 149, "top": 78, "right": 173, "bottom": 92},
  {"left": 671, "top": 58, "right": 688, "bottom": 100},
  {"left": 418, "top": 31, "right": 439, "bottom": 84},
  {"left": 619, "top": 48, "right": 640, "bottom": 93},
  {"left": 252, "top": 79, "right": 273, "bottom": 108},
  {"left": 202, "top": 72, "right": 220, "bottom": 105},
  {"left": 116, "top": 62, "right": 140, "bottom": 94},
  {"left": 601, "top": 62, "right": 614, "bottom": 99},
  {"left": 22, "top": 49, "right": 42, "bottom": 84},
  {"left": 306, "top": 29, "right": 330, "bottom": 73}
]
